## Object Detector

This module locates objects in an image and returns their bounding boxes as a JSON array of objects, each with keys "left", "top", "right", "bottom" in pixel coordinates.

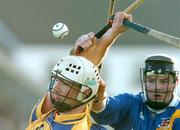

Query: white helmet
[{"left": 49, "top": 55, "right": 100, "bottom": 112}]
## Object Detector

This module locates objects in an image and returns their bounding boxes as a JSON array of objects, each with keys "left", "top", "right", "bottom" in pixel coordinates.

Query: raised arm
[{"left": 73, "top": 11, "right": 132, "bottom": 66}]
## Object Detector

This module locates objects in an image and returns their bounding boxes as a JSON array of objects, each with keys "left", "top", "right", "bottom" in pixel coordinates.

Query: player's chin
[{"left": 54, "top": 96, "right": 64, "bottom": 102}]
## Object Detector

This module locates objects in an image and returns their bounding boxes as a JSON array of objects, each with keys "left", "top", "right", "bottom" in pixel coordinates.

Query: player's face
[
  {"left": 52, "top": 78, "right": 81, "bottom": 106},
  {"left": 145, "top": 74, "right": 175, "bottom": 103}
]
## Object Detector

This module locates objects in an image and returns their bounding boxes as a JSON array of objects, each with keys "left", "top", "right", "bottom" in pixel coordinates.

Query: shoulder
[
  {"left": 170, "top": 98, "right": 180, "bottom": 129},
  {"left": 173, "top": 118, "right": 180, "bottom": 129},
  {"left": 91, "top": 124, "right": 107, "bottom": 130},
  {"left": 170, "top": 95, "right": 180, "bottom": 109},
  {"left": 176, "top": 99, "right": 180, "bottom": 108},
  {"left": 28, "top": 96, "right": 47, "bottom": 123}
]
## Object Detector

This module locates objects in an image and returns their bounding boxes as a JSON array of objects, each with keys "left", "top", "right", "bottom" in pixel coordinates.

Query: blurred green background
[{"left": 0, "top": 0, "right": 179, "bottom": 129}]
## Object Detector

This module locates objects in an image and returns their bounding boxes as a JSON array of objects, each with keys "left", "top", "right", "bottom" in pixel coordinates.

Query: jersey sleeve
[{"left": 91, "top": 93, "right": 137, "bottom": 125}]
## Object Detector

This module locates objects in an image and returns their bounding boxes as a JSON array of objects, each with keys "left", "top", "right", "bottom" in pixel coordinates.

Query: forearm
[
  {"left": 74, "top": 11, "right": 132, "bottom": 66},
  {"left": 93, "top": 28, "right": 123, "bottom": 65},
  {"left": 77, "top": 29, "right": 123, "bottom": 66},
  {"left": 91, "top": 96, "right": 123, "bottom": 125},
  {"left": 97, "top": 26, "right": 123, "bottom": 49}
]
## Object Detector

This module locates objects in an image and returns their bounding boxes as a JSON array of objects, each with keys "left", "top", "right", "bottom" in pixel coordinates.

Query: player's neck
[{"left": 42, "top": 93, "right": 54, "bottom": 114}]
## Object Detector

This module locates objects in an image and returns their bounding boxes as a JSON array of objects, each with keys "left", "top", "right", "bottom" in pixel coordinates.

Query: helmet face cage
[
  {"left": 48, "top": 56, "right": 99, "bottom": 112},
  {"left": 49, "top": 73, "right": 93, "bottom": 113},
  {"left": 140, "top": 55, "right": 178, "bottom": 110}
]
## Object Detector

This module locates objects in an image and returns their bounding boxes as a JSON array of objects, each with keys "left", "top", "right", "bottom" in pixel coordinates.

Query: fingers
[
  {"left": 111, "top": 11, "right": 132, "bottom": 34},
  {"left": 114, "top": 11, "right": 132, "bottom": 26},
  {"left": 75, "top": 32, "right": 95, "bottom": 52}
]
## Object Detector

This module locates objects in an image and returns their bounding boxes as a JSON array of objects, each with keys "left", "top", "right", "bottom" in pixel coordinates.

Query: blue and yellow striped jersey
[{"left": 26, "top": 96, "right": 107, "bottom": 130}]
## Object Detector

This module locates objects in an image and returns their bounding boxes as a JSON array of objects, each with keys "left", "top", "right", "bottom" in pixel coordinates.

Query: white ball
[{"left": 52, "top": 23, "right": 69, "bottom": 39}]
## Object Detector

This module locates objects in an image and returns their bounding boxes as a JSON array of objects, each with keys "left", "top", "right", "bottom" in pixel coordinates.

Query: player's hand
[
  {"left": 73, "top": 11, "right": 132, "bottom": 66},
  {"left": 74, "top": 32, "right": 101, "bottom": 65},
  {"left": 111, "top": 11, "right": 132, "bottom": 35},
  {"left": 75, "top": 32, "right": 96, "bottom": 54}
]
